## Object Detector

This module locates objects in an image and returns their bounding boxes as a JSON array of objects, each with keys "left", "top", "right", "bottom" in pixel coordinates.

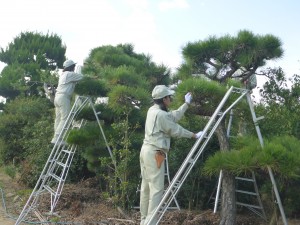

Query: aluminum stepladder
[
  {"left": 213, "top": 109, "right": 266, "bottom": 220},
  {"left": 146, "top": 86, "right": 287, "bottom": 225},
  {"left": 134, "top": 155, "right": 180, "bottom": 210},
  {"left": 15, "top": 96, "right": 113, "bottom": 225}
]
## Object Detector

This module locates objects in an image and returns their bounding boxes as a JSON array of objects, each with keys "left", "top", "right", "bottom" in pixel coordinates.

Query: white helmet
[
  {"left": 152, "top": 85, "right": 175, "bottom": 99},
  {"left": 63, "top": 59, "right": 76, "bottom": 69}
]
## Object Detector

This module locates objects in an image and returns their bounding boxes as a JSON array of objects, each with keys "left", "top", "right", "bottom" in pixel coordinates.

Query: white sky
[{"left": 0, "top": 0, "right": 299, "bottom": 87}]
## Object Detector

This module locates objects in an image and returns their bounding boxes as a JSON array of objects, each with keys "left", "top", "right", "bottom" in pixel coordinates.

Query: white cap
[
  {"left": 63, "top": 59, "right": 76, "bottom": 69},
  {"left": 152, "top": 85, "right": 175, "bottom": 99}
]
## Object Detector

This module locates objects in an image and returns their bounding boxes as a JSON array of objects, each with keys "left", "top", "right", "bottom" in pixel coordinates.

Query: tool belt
[{"left": 155, "top": 150, "right": 166, "bottom": 169}]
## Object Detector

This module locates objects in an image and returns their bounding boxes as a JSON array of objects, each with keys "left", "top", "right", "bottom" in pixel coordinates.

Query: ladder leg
[
  {"left": 246, "top": 93, "right": 287, "bottom": 225},
  {"left": 214, "top": 109, "right": 233, "bottom": 213},
  {"left": 213, "top": 170, "right": 223, "bottom": 213}
]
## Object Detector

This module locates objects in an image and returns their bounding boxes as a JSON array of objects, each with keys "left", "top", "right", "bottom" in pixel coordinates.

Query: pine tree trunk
[{"left": 215, "top": 122, "right": 236, "bottom": 225}]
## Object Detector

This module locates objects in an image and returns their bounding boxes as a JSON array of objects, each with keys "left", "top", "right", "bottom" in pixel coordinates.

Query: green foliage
[
  {"left": 181, "top": 30, "right": 283, "bottom": 83},
  {"left": 108, "top": 85, "right": 150, "bottom": 116},
  {"left": 68, "top": 124, "right": 101, "bottom": 145},
  {"left": 109, "top": 65, "right": 149, "bottom": 89},
  {"left": 0, "top": 31, "right": 66, "bottom": 69},
  {"left": 0, "top": 96, "right": 55, "bottom": 186},
  {"left": 203, "top": 136, "right": 300, "bottom": 179},
  {"left": 173, "top": 77, "right": 245, "bottom": 117},
  {"left": 17, "top": 117, "right": 54, "bottom": 187},
  {"left": 0, "top": 31, "right": 66, "bottom": 99},
  {"left": 0, "top": 64, "right": 25, "bottom": 98},
  {"left": 263, "top": 136, "right": 300, "bottom": 178},
  {"left": 80, "top": 103, "right": 115, "bottom": 123},
  {"left": 63, "top": 44, "right": 165, "bottom": 208},
  {"left": 0, "top": 114, "right": 26, "bottom": 162},
  {"left": 87, "top": 44, "right": 146, "bottom": 69},
  {"left": 75, "top": 77, "right": 108, "bottom": 96},
  {"left": 174, "top": 77, "right": 226, "bottom": 116},
  {"left": 84, "top": 44, "right": 171, "bottom": 88},
  {"left": 282, "top": 180, "right": 300, "bottom": 216},
  {"left": 257, "top": 70, "right": 300, "bottom": 138},
  {"left": 96, "top": 118, "right": 141, "bottom": 208},
  {"left": 4, "top": 164, "right": 17, "bottom": 179},
  {"left": 0, "top": 97, "right": 53, "bottom": 163}
]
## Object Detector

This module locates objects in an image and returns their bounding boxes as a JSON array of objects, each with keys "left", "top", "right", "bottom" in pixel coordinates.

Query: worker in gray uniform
[
  {"left": 51, "top": 59, "right": 83, "bottom": 144},
  {"left": 139, "top": 85, "right": 203, "bottom": 225}
]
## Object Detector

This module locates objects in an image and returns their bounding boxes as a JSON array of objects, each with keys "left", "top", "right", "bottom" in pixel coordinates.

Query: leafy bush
[{"left": 0, "top": 97, "right": 53, "bottom": 164}]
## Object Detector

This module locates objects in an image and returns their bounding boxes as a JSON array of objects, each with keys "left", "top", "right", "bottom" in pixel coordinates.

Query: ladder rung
[
  {"left": 62, "top": 149, "right": 72, "bottom": 154},
  {"left": 165, "top": 207, "right": 180, "bottom": 210},
  {"left": 34, "top": 189, "right": 45, "bottom": 196},
  {"left": 236, "top": 201, "right": 262, "bottom": 209},
  {"left": 174, "top": 181, "right": 181, "bottom": 188},
  {"left": 236, "top": 190, "right": 258, "bottom": 196},
  {"left": 235, "top": 177, "right": 254, "bottom": 182},
  {"left": 49, "top": 173, "right": 63, "bottom": 182},
  {"left": 188, "top": 158, "right": 195, "bottom": 164},
  {"left": 56, "top": 161, "right": 67, "bottom": 167},
  {"left": 255, "top": 116, "right": 264, "bottom": 121},
  {"left": 43, "top": 185, "right": 55, "bottom": 195}
]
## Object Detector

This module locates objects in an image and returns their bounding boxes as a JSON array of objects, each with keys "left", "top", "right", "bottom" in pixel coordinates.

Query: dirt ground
[{"left": 0, "top": 172, "right": 299, "bottom": 225}]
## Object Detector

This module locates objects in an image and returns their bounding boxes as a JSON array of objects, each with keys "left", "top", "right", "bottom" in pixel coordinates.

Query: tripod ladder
[
  {"left": 213, "top": 109, "right": 266, "bottom": 220},
  {"left": 15, "top": 96, "right": 113, "bottom": 225},
  {"left": 146, "top": 87, "right": 287, "bottom": 225}
]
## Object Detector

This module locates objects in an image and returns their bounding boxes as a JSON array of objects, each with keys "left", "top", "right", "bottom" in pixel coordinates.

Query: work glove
[
  {"left": 195, "top": 131, "right": 204, "bottom": 139},
  {"left": 185, "top": 92, "right": 192, "bottom": 104},
  {"left": 75, "top": 65, "right": 82, "bottom": 74}
]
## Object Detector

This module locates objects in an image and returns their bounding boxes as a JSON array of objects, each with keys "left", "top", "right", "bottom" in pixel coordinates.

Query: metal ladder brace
[{"left": 15, "top": 96, "right": 113, "bottom": 225}]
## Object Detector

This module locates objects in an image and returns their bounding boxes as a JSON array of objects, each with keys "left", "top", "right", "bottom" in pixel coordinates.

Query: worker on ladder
[
  {"left": 51, "top": 59, "right": 83, "bottom": 144},
  {"left": 139, "top": 85, "right": 203, "bottom": 225}
]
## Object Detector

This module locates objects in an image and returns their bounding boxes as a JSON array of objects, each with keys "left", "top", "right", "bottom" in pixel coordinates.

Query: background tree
[
  {"left": 254, "top": 68, "right": 300, "bottom": 218},
  {"left": 257, "top": 68, "right": 300, "bottom": 137},
  {"left": 174, "top": 30, "right": 283, "bottom": 225},
  {"left": 0, "top": 31, "right": 66, "bottom": 100},
  {"left": 0, "top": 96, "right": 54, "bottom": 185},
  {"left": 0, "top": 31, "right": 66, "bottom": 186},
  {"left": 69, "top": 43, "right": 171, "bottom": 208}
]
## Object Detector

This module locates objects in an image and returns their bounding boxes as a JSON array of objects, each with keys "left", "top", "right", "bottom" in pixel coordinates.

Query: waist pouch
[{"left": 155, "top": 150, "right": 166, "bottom": 169}]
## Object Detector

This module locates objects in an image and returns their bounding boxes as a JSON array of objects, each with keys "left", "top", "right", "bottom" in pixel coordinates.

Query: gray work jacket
[
  {"left": 56, "top": 71, "right": 83, "bottom": 98},
  {"left": 143, "top": 103, "right": 194, "bottom": 153}
]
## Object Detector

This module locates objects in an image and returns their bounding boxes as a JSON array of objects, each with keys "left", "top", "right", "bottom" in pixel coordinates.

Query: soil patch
[{"left": 0, "top": 173, "right": 299, "bottom": 225}]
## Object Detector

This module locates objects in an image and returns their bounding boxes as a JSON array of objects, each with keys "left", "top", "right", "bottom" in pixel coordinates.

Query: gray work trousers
[
  {"left": 53, "top": 94, "right": 71, "bottom": 139},
  {"left": 140, "top": 145, "right": 165, "bottom": 225}
]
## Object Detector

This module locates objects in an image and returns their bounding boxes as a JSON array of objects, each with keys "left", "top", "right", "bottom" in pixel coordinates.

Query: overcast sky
[{"left": 0, "top": 0, "right": 299, "bottom": 83}]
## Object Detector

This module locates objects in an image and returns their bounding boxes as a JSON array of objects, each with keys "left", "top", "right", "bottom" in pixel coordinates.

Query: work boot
[
  {"left": 51, "top": 137, "right": 58, "bottom": 145},
  {"left": 51, "top": 135, "right": 67, "bottom": 146},
  {"left": 51, "top": 134, "right": 59, "bottom": 144}
]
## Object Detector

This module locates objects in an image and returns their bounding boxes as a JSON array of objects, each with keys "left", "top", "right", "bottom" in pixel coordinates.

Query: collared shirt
[
  {"left": 143, "top": 103, "right": 194, "bottom": 153},
  {"left": 55, "top": 71, "right": 83, "bottom": 97}
]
